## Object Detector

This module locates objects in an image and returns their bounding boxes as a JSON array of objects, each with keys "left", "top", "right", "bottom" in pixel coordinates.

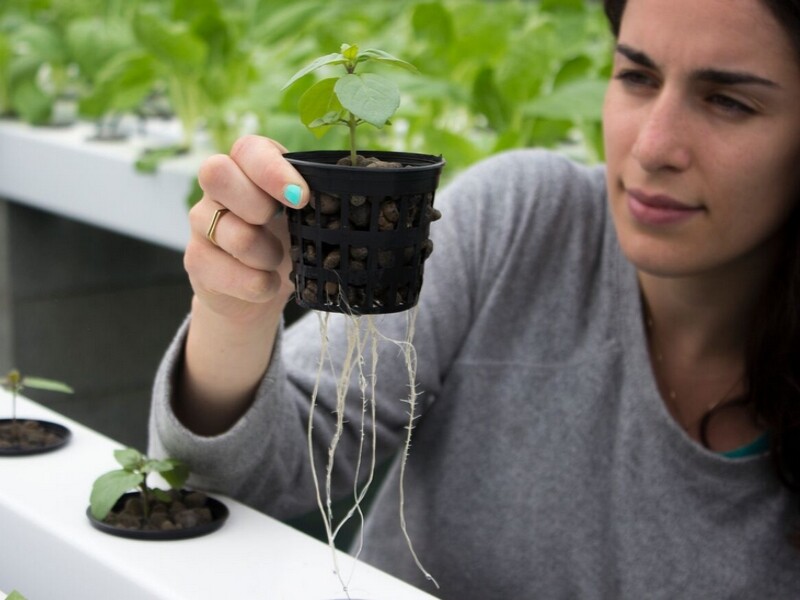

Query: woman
[{"left": 149, "top": 0, "right": 800, "bottom": 596}]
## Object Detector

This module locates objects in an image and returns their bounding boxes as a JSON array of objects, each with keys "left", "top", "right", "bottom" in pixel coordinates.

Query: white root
[
  {"left": 377, "top": 307, "right": 440, "bottom": 589},
  {"left": 307, "top": 304, "right": 438, "bottom": 596}
]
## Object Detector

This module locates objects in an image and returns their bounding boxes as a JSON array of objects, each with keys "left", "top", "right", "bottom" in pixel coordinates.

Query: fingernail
[{"left": 283, "top": 184, "right": 302, "bottom": 206}]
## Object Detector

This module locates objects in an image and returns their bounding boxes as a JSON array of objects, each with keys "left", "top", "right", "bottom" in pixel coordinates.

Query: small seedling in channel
[
  {"left": 90, "top": 447, "right": 189, "bottom": 520},
  {"left": 282, "top": 43, "right": 418, "bottom": 166},
  {"left": 1, "top": 369, "right": 74, "bottom": 424}
]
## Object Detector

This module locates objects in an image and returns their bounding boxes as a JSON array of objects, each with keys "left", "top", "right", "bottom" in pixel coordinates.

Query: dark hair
[
  {"left": 603, "top": 0, "right": 800, "bottom": 56},
  {"left": 603, "top": 0, "right": 800, "bottom": 545}
]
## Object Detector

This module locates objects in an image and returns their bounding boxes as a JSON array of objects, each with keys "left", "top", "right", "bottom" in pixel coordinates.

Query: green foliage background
[{"left": 0, "top": 0, "right": 613, "bottom": 178}]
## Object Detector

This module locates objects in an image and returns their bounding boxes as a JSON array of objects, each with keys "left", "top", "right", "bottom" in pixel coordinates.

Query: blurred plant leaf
[
  {"left": 134, "top": 144, "right": 189, "bottom": 173},
  {"left": 133, "top": 9, "right": 207, "bottom": 72},
  {"left": 0, "top": 33, "right": 11, "bottom": 112},
  {"left": 282, "top": 52, "right": 345, "bottom": 90},
  {"left": 412, "top": 2, "right": 454, "bottom": 48},
  {"left": 10, "top": 78, "right": 51, "bottom": 124},
  {"left": 21, "top": 377, "right": 73, "bottom": 394},
  {"left": 78, "top": 50, "right": 157, "bottom": 119},
  {"left": 472, "top": 66, "right": 508, "bottom": 131},
  {"left": 115, "top": 447, "right": 144, "bottom": 469},
  {"left": 158, "top": 459, "right": 190, "bottom": 489},
  {"left": 357, "top": 49, "right": 418, "bottom": 73},
  {"left": 65, "top": 17, "right": 134, "bottom": 82},
  {"left": 522, "top": 78, "right": 608, "bottom": 121}
]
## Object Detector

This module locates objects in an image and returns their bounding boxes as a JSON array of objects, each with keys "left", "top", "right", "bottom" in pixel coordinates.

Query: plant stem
[
  {"left": 348, "top": 113, "right": 358, "bottom": 166},
  {"left": 10, "top": 389, "right": 19, "bottom": 445},
  {"left": 139, "top": 481, "right": 151, "bottom": 519}
]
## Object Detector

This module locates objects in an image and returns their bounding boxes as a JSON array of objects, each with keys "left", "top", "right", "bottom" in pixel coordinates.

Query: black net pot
[{"left": 285, "top": 150, "right": 445, "bottom": 315}]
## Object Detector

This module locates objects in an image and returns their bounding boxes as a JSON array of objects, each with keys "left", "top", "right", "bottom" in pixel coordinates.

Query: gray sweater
[{"left": 150, "top": 150, "right": 800, "bottom": 599}]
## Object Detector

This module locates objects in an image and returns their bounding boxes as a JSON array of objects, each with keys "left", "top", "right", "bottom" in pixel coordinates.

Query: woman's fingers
[
  {"left": 230, "top": 135, "right": 309, "bottom": 209},
  {"left": 197, "top": 153, "right": 285, "bottom": 226},
  {"left": 188, "top": 200, "right": 284, "bottom": 271},
  {"left": 184, "top": 230, "right": 284, "bottom": 305},
  {"left": 184, "top": 135, "right": 304, "bottom": 317}
]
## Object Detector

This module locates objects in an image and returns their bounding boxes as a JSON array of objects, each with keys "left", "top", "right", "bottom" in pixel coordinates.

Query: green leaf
[
  {"left": 172, "top": 0, "right": 223, "bottom": 24},
  {"left": 334, "top": 73, "right": 398, "bottom": 128},
  {"left": 133, "top": 9, "right": 208, "bottom": 72},
  {"left": 185, "top": 176, "right": 203, "bottom": 209},
  {"left": 134, "top": 144, "right": 189, "bottom": 173},
  {"left": 90, "top": 470, "right": 143, "bottom": 520},
  {"left": 114, "top": 447, "right": 143, "bottom": 470},
  {"left": 472, "top": 67, "right": 508, "bottom": 131},
  {"left": 308, "top": 112, "right": 345, "bottom": 130},
  {"left": 160, "top": 460, "right": 190, "bottom": 490},
  {"left": 146, "top": 458, "right": 190, "bottom": 490},
  {"left": 357, "top": 49, "right": 419, "bottom": 74},
  {"left": 412, "top": 2, "right": 454, "bottom": 47},
  {"left": 527, "top": 117, "right": 573, "bottom": 147},
  {"left": 20, "top": 377, "right": 73, "bottom": 394},
  {"left": 13, "top": 22, "right": 68, "bottom": 65},
  {"left": 10, "top": 78, "right": 51, "bottom": 125},
  {"left": 152, "top": 488, "right": 173, "bottom": 503},
  {"left": 413, "top": 126, "right": 482, "bottom": 172},
  {"left": 298, "top": 77, "right": 343, "bottom": 137},
  {"left": 7, "top": 591, "right": 28, "bottom": 600},
  {"left": 65, "top": 17, "right": 134, "bottom": 82},
  {"left": 522, "top": 78, "right": 608, "bottom": 121},
  {"left": 578, "top": 119, "right": 605, "bottom": 163},
  {"left": 0, "top": 34, "right": 12, "bottom": 112},
  {"left": 340, "top": 43, "right": 358, "bottom": 62},
  {"left": 144, "top": 458, "right": 174, "bottom": 473},
  {"left": 540, "top": 0, "right": 585, "bottom": 12},
  {"left": 552, "top": 55, "right": 594, "bottom": 88},
  {"left": 282, "top": 52, "right": 346, "bottom": 91},
  {"left": 248, "top": 3, "right": 321, "bottom": 43},
  {"left": 78, "top": 51, "right": 157, "bottom": 118}
]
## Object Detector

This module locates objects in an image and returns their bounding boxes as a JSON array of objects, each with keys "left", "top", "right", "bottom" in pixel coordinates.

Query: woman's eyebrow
[
  {"left": 615, "top": 43, "right": 656, "bottom": 69},
  {"left": 615, "top": 43, "right": 780, "bottom": 89},
  {"left": 692, "top": 68, "right": 779, "bottom": 88}
]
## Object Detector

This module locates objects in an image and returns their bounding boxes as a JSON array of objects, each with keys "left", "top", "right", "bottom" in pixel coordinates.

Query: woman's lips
[{"left": 626, "top": 188, "right": 704, "bottom": 226}]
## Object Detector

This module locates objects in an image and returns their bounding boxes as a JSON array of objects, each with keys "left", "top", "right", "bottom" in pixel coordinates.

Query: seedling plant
[
  {"left": 283, "top": 42, "right": 418, "bottom": 167},
  {"left": 1, "top": 369, "right": 74, "bottom": 425},
  {"left": 90, "top": 447, "right": 189, "bottom": 521}
]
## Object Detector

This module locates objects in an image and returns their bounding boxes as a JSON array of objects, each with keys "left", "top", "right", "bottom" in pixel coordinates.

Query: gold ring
[{"left": 206, "top": 208, "right": 230, "bottom": 247}]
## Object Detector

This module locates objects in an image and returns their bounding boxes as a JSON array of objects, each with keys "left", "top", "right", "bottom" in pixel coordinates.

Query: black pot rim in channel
[
  {"left": 0, "top": 418, "right": 71, "bottom": 456},
  {"left": 86, "top": 491, "right": 230, "bottom": 540}
]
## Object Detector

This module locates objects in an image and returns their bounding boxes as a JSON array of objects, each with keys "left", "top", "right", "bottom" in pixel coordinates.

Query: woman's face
[{"left": 603, "top": 0, "right": 800, "bottom": 280}]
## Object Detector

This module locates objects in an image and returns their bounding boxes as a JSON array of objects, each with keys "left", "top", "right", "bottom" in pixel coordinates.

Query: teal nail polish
[{"left": 284, "top": 184, "right": 302, "bottom": 206}]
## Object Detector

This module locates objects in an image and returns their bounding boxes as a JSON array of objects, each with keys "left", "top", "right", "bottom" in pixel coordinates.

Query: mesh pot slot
[{"left": 286, "top": 151, "right": 444, "bottom": 315}]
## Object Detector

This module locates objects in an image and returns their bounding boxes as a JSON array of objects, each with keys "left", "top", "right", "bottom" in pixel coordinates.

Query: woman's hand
[
  {"left": 176, "top": 135, "right": 310, "bottom": 435},
  {"left": 185, "top": 135, "right": 309, "bottom": 322}
]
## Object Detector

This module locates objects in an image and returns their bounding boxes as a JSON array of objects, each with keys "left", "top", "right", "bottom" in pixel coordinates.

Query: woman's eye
[
  {"left": 613, "top": 69, "right": 657, "bottom": 88},
  {"left": 707, "top": 94, "right": 756, "bottom": 116}
]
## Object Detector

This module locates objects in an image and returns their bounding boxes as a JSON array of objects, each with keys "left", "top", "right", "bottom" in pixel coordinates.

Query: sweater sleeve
[{"left": 147, "top": 316, "right": 308, "bottom": 515}]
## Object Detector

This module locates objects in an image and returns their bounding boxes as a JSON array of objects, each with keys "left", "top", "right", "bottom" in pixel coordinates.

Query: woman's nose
[{"left": 631, "top": 93, "right": 692, "bottom": 173}]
